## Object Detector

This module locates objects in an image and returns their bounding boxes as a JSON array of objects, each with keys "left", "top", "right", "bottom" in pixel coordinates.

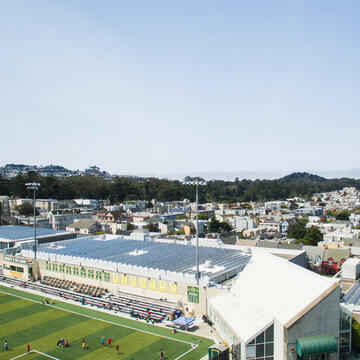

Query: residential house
[
  {"left": 66, "top": 219, "right": 101, "bottom": 235},
  {"left": 321, "top": 248, "right": 351, "bottom": 274}
]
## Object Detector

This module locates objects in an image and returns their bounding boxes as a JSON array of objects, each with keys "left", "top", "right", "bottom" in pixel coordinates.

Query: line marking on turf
[
  {"left": 0, "top": 287, "right": 199, "bottom": 359},
  {"left": 9, "top": 349, "right": 60, "bottom": 360}
]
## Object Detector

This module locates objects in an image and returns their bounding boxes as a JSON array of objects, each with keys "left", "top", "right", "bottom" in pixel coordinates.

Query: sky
[{"left": 1, "top": 1, "right": 360, "bottom": 179}]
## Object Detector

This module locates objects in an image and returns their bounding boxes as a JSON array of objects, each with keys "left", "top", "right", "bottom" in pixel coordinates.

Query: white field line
[
  {"left": 0, "top": 288, "right": 198, "bottom": 359},
  {"left": 9, "top": 349, "right": 60, "bottom": 360},
  {"left": 174, "top": 343, "right": 198, "bottom": 360}
]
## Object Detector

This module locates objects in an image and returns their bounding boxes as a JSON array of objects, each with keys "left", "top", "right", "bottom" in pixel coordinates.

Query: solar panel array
[
  {"left": 343, "top": 281, "right": 360, "bottom": 305},
  {"left": 40, "top": 238, "right": 251, "bottom": 276},
  {"left": 0, "top": 225, "right": 66, "bottom": 241}
]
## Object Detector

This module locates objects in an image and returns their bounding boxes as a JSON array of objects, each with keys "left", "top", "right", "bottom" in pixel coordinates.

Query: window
[
  {"left": 10, "top": 265, "right": 24, "bottom": 273},
  {"left": 96, "top": 271, "right": 102, "bottom": 280},
  {"left": 46, "top": 262, "right": 51, "bottom": 270},
  {"left": 104, "top": 272, "right": 110, "bottom": 282},
  {"left": 65, "top": 265, "right": 72, "bottom": 275},
  {"left": 59, "top": 264, "right": 65, "bottom": 273},
  {"left": 81, "top": 268, "right": 86, "bottom": 277},
  {"left": 340, "top": 309, "right": 351, "bottom": 354},
  {"left": 246, "top": 324, "right": 274, "bottom": 359},
  {"left": 73, "top": 267, "right": 79, "bottom": 276},
  {"left": 315, "top": 256, "right": 321, "bottom": 265},
  {"left": 52, "top": 263, "right": 58, "bottom": 272},
  {"left": 87, "top": 269, "right": 94, "bottom": 279}
]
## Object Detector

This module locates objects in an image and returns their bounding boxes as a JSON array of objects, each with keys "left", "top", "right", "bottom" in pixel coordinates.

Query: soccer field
[{"left": 0, "top": 286, "right": 213, "bottom": 360}]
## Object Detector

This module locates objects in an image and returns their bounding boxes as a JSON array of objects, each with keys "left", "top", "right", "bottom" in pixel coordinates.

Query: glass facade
[
  {"left": 339, "top": 309, "right": 351, "bottom": 358},
  {"left": 246, "top": 324, "right": 274, "bottom": 359},
  {"left": 207, "top": 302, "right": 240, "bottom": 346}
]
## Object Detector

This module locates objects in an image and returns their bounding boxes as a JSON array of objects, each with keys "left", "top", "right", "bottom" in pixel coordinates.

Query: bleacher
[
  {"left": 107, "top": 291, "right": 177, "bottom": 322},
  {"left": 41, "top": 276, "right": 108, "bottom": 298},
  {"left": 42, "top": 276, "right": 75, "bottom": 290},
  {"left": 0, "top": 273, "right": 179, "bottom": 322}
]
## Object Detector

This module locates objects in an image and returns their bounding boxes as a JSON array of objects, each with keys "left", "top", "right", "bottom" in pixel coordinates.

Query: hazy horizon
[
  {"left": 1, "top": 1, "right": 359, "bottom": 175},
  {"left": 2, "top": 162, "right": 360, "bottom": 181}
]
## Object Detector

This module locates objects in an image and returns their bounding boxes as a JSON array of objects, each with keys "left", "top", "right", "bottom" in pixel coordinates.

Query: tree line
[{"left": 0, "top": 171, "right": 359, "bottom": 203}]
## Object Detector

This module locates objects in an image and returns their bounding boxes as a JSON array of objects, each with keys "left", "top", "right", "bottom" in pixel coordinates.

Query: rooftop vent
[{"left": 128, "top": 249, "right": 148, "bottom": 256}]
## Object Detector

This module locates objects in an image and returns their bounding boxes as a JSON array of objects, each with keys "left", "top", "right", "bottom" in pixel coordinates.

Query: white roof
[
  {"left": 209, "top": 250, "right": 338, "bottom": 343},
  {"left": 343, "top": 258, "right": 360, "bottom": 265}
]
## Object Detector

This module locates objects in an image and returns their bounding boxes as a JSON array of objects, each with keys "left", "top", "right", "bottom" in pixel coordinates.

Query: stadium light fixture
[
  {"left": 183, "top": 179, "right": 207, "bottom": 285},
  {"left": 25, "top": 182, "right": 40, "bottom": 259}
]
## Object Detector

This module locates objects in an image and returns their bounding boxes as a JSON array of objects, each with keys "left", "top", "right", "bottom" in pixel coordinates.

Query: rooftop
[
  {"left": 209, "top": 250, "right": 339, "bottom": 343},
  {"left": 0, "top": 225, "right": 68, "bottom": 242},
  {"left": 35, "top": 237, "right": 251, "bottom": 279}
]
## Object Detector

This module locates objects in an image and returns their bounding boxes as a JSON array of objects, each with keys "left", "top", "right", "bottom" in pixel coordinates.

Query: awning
[
  {"left": 172, "top": 316, "right": 195, "bottom": 329},
  {"left": 296, "top": 335, "right": 337, "bottom": 357}
]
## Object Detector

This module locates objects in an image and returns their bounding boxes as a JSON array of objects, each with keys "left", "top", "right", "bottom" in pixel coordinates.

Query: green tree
[
  {"left": 127, "top": 222, "right": 134, "bottom": 231},
  {"left": 15, "top": 202, "right": 39, "bottom": 217},
  {"left": 198, "top": 213, "right": 208, "bottom": 220},
  {"left": 302, "top": 226, "right": 323, "bottom": 245},
  {"left": 352, "top": 320, "right": 360, "bottom": 350},
  {"left": 220, "top": 222, "right": 232, "bottom": 232},
  {"left": 146, "top": 223, "right": 159, "bottom": 232},
  {"left": 336, "top": 211, "right": 350, "bottom": 221},
  {"left": 208, "top": 218, "right": 221, "bottom": 233},
  {"left": 297, "top": 218, "right": 308, "bottom": 226},
  {"left": 287, "top": 222, "right": 306, "bottom": 240},
  {"left": 289, "top": 201, "right": 299, "bottom": 210}
]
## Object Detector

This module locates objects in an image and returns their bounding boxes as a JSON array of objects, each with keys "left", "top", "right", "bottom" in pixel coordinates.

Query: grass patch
[{"left": 0, "top": 285, "right": 213, "bottom": 360}]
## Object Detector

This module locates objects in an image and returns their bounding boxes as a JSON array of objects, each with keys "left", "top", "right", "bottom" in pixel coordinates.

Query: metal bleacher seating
[{"left": 0, "top": 273, "right": 177, "bottom": 322}]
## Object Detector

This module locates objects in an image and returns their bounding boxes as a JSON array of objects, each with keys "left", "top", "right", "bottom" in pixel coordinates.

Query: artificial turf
[{"left": 0, "top": 285, "right": 213, "bottom": 360}]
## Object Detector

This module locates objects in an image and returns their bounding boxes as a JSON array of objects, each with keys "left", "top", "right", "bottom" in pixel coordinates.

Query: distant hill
[{"left": 279, "top": 172, "right": 327, "bottom": 182}]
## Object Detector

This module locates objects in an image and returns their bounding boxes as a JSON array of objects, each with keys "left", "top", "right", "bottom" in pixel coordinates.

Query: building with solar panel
[
  {"left": 0, "top": 225, "right": 76, "bottom": 251},
  {"left": 14, "top": 235, "right": 250, "bottom": 314},
  {"left": 0, "top": 233, "right": 350, "bottom": 359}
]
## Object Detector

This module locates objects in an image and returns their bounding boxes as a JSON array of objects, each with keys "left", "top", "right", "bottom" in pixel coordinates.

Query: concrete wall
[{"left": 286, "top": 286, "right": 340, "bottom": 360}]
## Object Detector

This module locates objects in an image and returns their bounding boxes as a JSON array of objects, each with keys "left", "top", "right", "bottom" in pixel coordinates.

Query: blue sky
[{"left": 1, "top": 1, "right": 359, "bottom": 178}]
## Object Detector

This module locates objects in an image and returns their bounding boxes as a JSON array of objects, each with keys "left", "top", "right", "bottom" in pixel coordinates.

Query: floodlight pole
[
  {"left": 195, "top": 183, "right": 199, "bottom": 286},
  {"left": 183, "top": 179, "right": 207, "bottom": 286},
  {"left": 25, "top": 182, "right": 40, "bottom": 259}
]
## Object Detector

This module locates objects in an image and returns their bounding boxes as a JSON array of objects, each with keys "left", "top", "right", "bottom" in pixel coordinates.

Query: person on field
[
  {"left": 107, "top": 337, "right": 111, "bottom": 347},
  {"left": 116, "top": 344, "right": 119, "bottom": 354},
  {"left": 160, "top": 348, "right": 164, "bottom": 360},
  {"left": 81, "top": 338, "right": 86, "bottom": 350},
  {"left": 4, "top": 340, "right": 8, "bottom": 351},
  {"left": 101, "top": 336, "right": 104, "bottom": 346}
]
